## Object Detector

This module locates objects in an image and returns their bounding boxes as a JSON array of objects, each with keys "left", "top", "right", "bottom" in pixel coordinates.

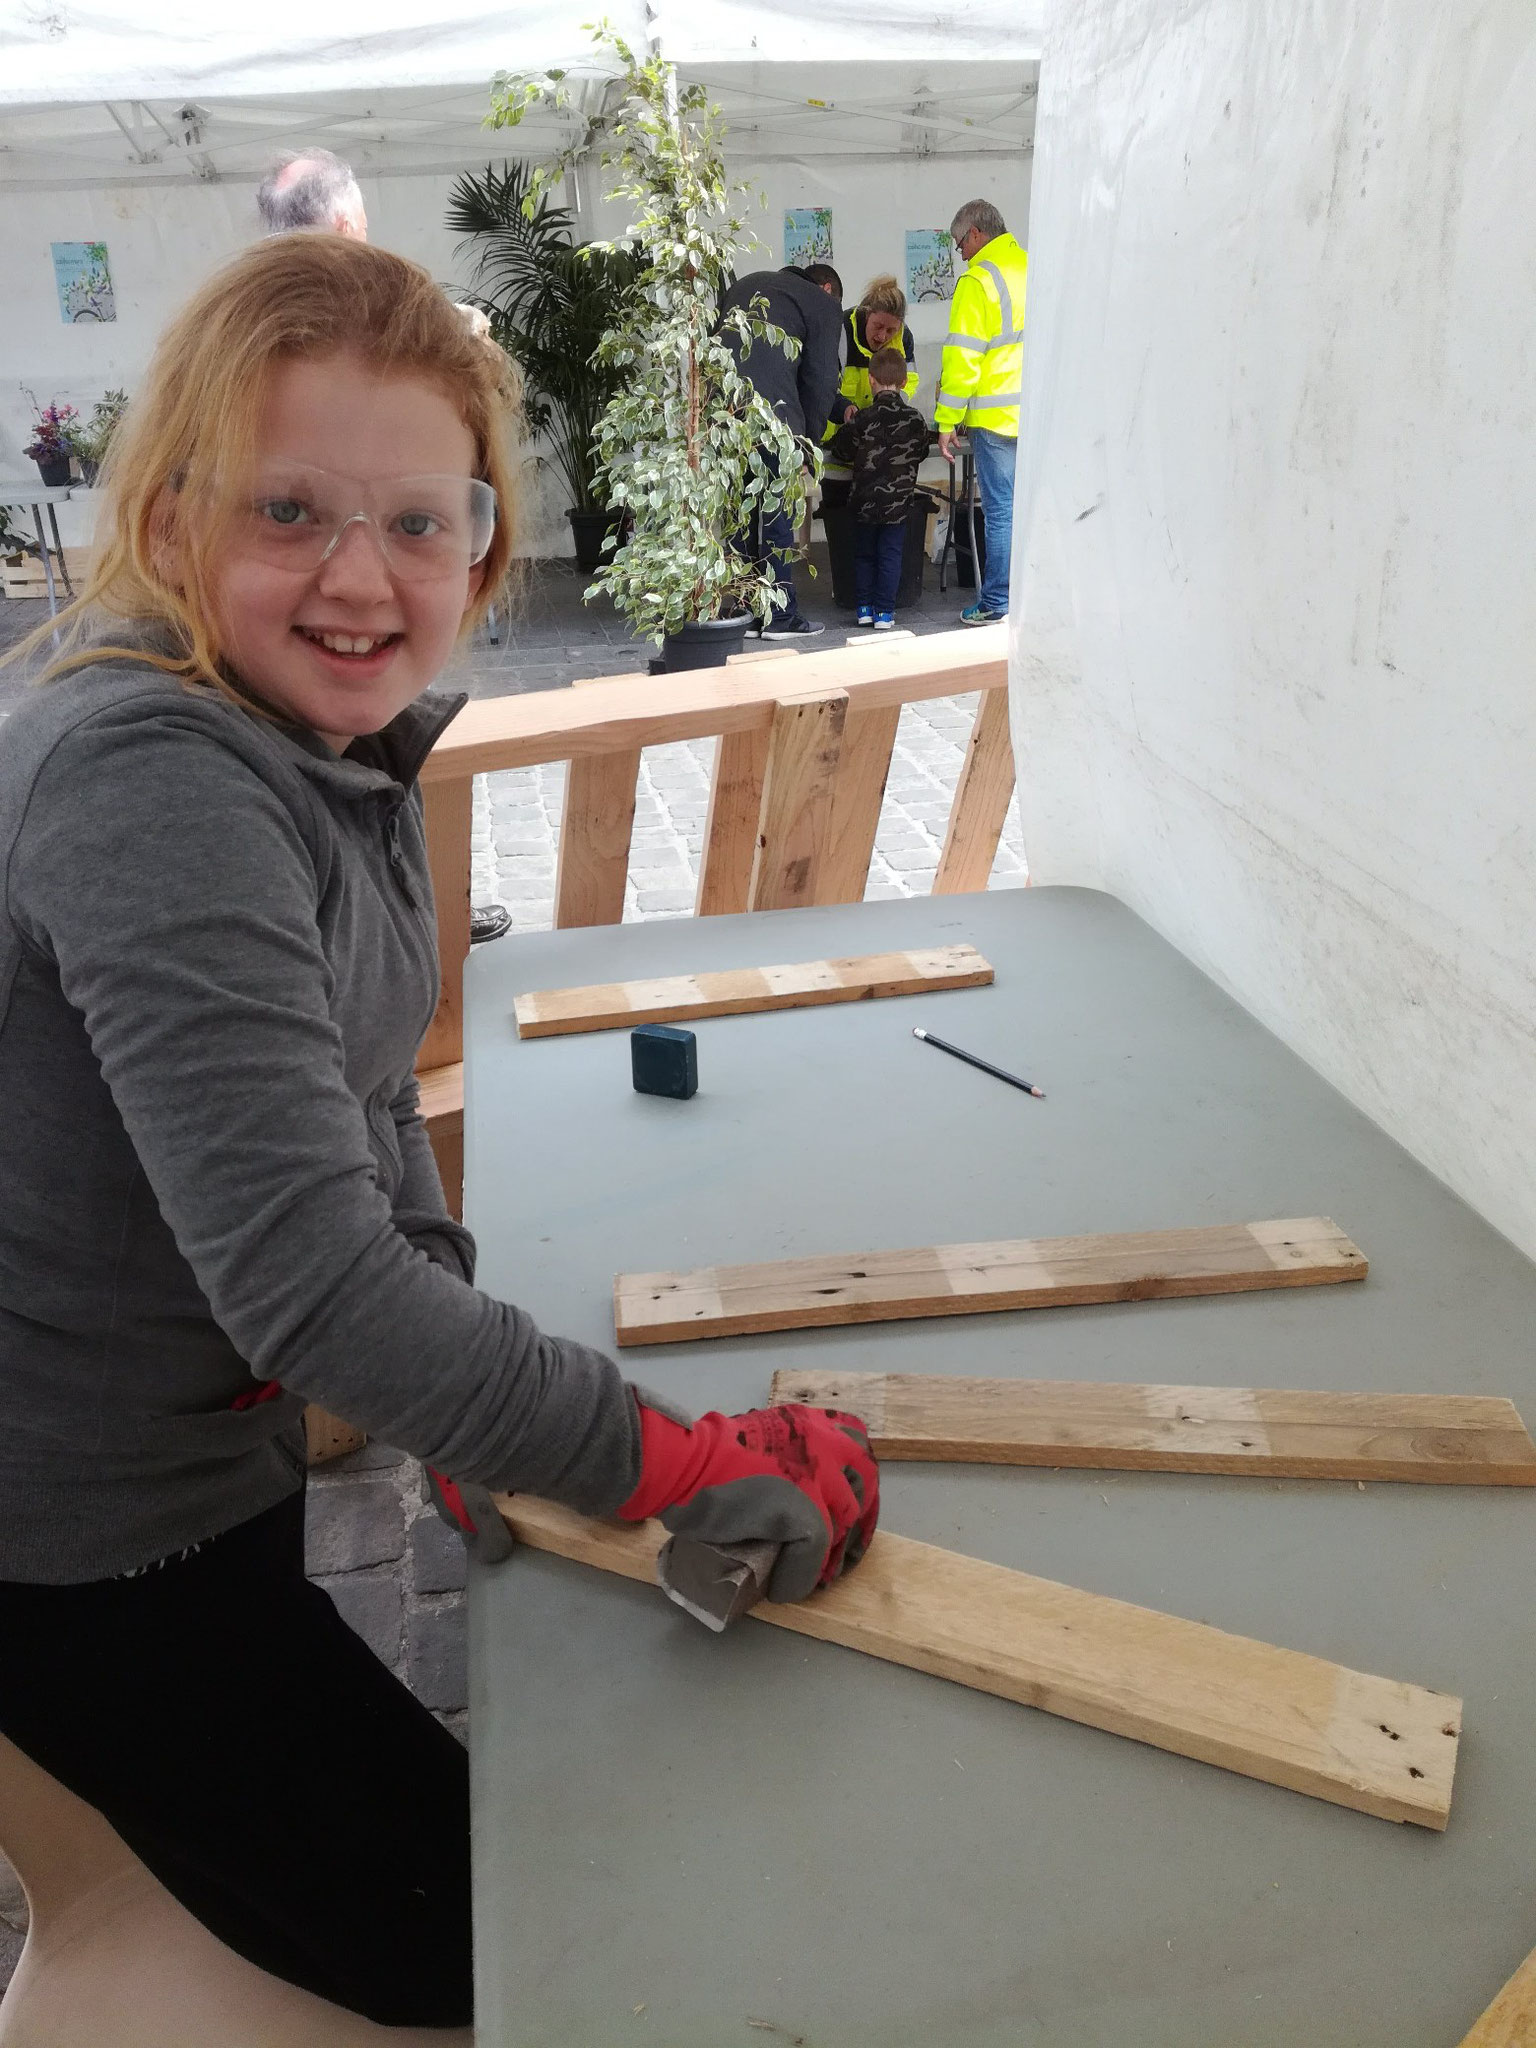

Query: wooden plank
[
  {"left": 1460, "top": 1943, "right": 1536, "bottom": 2045},
  {"left": 304, "top": 1406, "right": 366, "bottom": 1464},
  {"left": 695, "top": 726, "right": 771, "bottom": 917},
  {"left": 613, "top": 1217, "right": 1368, "bottom": 1347},
  {"left": 934, "top": 686, "right": 1017, "bottom": 894},
  {"left": 554, "top": 748, "right": 641, "bottom": 928},
  {"left": 748, "top": 690, "right": 848, "bottom": 910},
  {"left": 767, "top": 1369, "right": 1536, "bottom": 1486},
  {"left": 420, "top": 624, "right": 1007, "bottom": 783},
  {"left": 416, "top": 1060, "right": 465, "bottom": 1223},
  {"left": 726, "top": 645, "right": 802, "bottom": 665},
  {"left": 514, "top": 944, "right": 994, "bottom": 1038},
  {"left": 495, "top": 1495, "right": 1461, "bottom": 1829},
  {"left": 820, "top": 703, "right": 902, "bottom": 904},
  {"left": 420, "top": 776, "right": 473, "bottom": 1071}
]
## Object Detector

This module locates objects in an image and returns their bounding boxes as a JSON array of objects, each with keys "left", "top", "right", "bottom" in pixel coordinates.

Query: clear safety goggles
[{"left": 235, "top": 462, "right": 497, "bottom": 582}]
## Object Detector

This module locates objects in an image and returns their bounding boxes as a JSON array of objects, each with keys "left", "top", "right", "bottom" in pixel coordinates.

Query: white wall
[{"left": 1013, "top": 1, "right": 1536, "bottom": 1257}]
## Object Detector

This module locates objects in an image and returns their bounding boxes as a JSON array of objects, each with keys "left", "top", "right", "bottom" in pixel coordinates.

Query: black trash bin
[
  {"left": 820, "top": 490, "right": 938, "bottom": 613},
  {"left": 949, "top": 502, "right": 987, "bottom": 589}
]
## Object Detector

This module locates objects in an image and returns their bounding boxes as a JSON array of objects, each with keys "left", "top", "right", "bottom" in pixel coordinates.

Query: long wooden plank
[
  {"left": 495, "top": 1495, "right": 1460, "bottom": 1829},
  {"left": 614, "top": 1216, "right": 1368, "bottom": 1346},
  {"left": 514, "top": 944, "right": 993, "bottom": 1038},
  {"left": 554, "top": 748, "right": 641, "bottom": 928},
  {"left": 934, "top": 686, "right": 1017, "bottom": 894},
  {"left": 1460, "top": 1943, "right": 1536, "bottom": 2045},
  {"left": 767, "top": 1369, "right": 1536, "bottom": 1486},
  {"left": 748, "top": 690, "right": 848, "bottom": 910},
  {"left": 419, "top": 776, "right": 473, "bottom": 1071},
  {"left": 420, "top": 624, "right": 1007, "bottom": 782},
  {"left": 416, "top": 1060, "right": 465, "bottom": 1223},
  {"left": 695, "top": 726, "right": 771, "bottom": 917},
  {"left": 820, "top": 703, "right": 902, "bottom": 904}
]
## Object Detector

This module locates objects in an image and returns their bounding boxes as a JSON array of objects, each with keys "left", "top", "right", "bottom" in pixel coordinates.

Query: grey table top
[
  {"left": 0, "top": 481, "right": 74, "bottom": 507},
  {"left": 464, "top": 886, "right": 1536, "bottom": 2048}
]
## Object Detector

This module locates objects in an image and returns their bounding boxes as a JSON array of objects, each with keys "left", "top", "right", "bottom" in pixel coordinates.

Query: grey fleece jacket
[{"left": 0, "top": 652, "right": 640, "bottom": 1582}]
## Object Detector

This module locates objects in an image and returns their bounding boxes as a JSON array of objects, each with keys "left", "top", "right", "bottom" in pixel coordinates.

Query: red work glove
[
  {"left": 425, "top": 1467, "right": 515, "bottom": 1564},
  {"left": 618, "top": 1397, "right": 880, "bottom": 1603}
]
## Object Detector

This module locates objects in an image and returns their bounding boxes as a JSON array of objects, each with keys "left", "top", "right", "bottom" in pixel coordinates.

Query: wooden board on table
[
  {"left": 496, "top": 1495, "right": 1460, "bottom": 1829},
  {"left": 514, "top": 943, "right": 993, "bottom": 1039},
  {"left": 769, "top": 1369, "right": 1536, "bottom": 1486},
  {"left": 1460, "top": 1942, "right": 1536, "bottom": 2045},
  {"left": 614, "top": 1216, "right": 1367, "bottom": 1346}
]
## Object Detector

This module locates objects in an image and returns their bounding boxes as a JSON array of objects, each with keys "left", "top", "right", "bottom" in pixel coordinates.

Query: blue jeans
[
  {"left": 970, "top": 426, "right": 1017, "bottom": 615},
  {"left": 854, "top": 520, "right": 905, "bottom": 613}
]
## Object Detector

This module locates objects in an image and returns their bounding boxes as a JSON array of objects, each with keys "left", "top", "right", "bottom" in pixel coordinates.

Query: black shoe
[
  {"left": 470, "top": 904, "right": 513, "bottom": 944},
  {"left": 761, "top": 615, "right": 827, "bottom": 641}
]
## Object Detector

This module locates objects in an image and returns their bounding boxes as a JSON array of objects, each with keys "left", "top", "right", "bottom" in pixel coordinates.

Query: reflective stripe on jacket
[
  {"left": 934, "top": 231, "right": 1027, "bottom": 439},
  {"left": 822, "top": 310, "right": 921, "bottom": 456}
]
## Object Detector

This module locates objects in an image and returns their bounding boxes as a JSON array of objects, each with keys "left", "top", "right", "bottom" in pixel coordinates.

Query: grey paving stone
[
  {"left": 0, "top": 1853, "right": 27, "bottom": 1932},
  {"left": 411, "top": 1512, "right": 469, "bottom": 1595},
  {"left": 0, "top": 1916, "right": 23, "bottom": 1993},
  {"left": 407, "top": 1600, "right": 469, "bottom": 1713},
  {"left": 635, "top": 891, "right": 697, "bottom": 914},
  {"left": 883, "top": 846, "right": 947, "bottom": 873},
  {"left": 305, "top": 1479, "right": 404, "bottom": 1575},
  {"left": 320, "top": 1569, "right": 403, "bottom": 1671}
]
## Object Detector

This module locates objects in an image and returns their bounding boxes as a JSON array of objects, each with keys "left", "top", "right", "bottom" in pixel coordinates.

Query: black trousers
[{"left": 0, "top": 1491, "right": 472, "bottom": 2027}]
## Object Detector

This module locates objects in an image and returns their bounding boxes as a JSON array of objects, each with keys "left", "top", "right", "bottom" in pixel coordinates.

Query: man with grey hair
[
  {"left": 256, "top": 149, "right": 368, "bottom": 239},
  {"left": 934, "top": 197, "right": 1028, "bottom": 623}
]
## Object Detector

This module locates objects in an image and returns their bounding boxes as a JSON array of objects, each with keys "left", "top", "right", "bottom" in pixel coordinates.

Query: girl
[{"left": 0, "top": 234, "right": 878, "bottom": 2029}]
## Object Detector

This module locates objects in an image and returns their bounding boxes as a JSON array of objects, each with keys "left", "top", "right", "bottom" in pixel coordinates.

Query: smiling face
[
  {"left": 212, "top": 352, "right": 483, "bottom": 751},
  {"left": 863, "top": 309, "right": 902, "bottom": 350}
]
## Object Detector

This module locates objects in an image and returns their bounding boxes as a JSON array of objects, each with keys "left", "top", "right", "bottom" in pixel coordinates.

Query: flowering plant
[{"left": 23, "top": 397, "right": 81, "bottom": 464}]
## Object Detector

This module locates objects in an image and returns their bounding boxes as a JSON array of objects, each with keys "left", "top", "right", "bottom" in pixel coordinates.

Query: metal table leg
[
  {"left": 31, "top": 506, "right": 61, "bottom": 649},
  {"left": 46, "top": 504, "right": 73, "bottom": 599}
]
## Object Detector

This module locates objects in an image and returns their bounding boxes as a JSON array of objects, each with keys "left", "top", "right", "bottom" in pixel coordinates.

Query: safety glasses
[{"left": 234, "top": 462, "right": 497, "bottom": 582}]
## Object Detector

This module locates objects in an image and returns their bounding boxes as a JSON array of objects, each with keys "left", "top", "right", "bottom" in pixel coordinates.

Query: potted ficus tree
[
  {"left": 448, "top": 163, "right": 644, "bottom": 574},
  {"left": 74, "top": 388, "right": 130, "bottom": 487},
  {"left": 489, "top": 26, "right": 818, "bottom": 670}
]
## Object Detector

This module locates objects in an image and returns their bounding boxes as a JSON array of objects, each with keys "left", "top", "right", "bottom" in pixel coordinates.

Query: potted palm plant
[
  {"left": 489, "top": 27, "right": 818, "bottom": 669},
  {"left": 447, "top": 163, "right": 643, "bottom": 573}
]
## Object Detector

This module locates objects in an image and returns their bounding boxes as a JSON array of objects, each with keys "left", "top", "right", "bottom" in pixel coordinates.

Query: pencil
[{"left": 912, "top": 1026, "right": 1046, "bottom": 1099}]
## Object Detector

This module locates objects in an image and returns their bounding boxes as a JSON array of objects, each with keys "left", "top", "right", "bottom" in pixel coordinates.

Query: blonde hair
[
  {"left": 858, "top": 274, "right": 907, "bottom": 322},
  {"left": 10, "top": 233, "right": 521, "bottom": 693}
]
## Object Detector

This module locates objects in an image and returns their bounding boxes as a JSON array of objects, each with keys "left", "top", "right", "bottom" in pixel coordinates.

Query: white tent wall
[{"left": 1012, "top": 1, "right": 1536, "bottom": 1257}]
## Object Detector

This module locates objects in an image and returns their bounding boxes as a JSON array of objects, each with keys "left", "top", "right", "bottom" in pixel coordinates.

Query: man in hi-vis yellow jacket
[{"left": 935, "top": 199, "right": 1028, "bottom": 624}]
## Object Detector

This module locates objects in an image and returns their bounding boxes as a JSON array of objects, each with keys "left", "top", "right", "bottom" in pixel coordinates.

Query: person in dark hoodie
[
  {"left": 717, "top": 261, "right": 844, "bottom": 638},
  {"left": 0, "top": 232, "right": 880, "bottom": 2031}
]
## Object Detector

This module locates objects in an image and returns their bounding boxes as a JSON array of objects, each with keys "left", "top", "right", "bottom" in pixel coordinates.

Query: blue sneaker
[
  {"left": 873, "top": 611, "right": 896, "bottom": 630},
  {"left": 855, "top": 606, "right": 873, "bottom": 628},
  {"left": 959, "top": 602, "right": 1007, "bottom": 626}
]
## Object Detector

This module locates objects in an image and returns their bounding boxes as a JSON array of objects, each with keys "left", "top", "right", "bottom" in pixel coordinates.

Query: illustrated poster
[
  {"left": 783, "top": 208, "right": 833, "bottom": 264},
  {"left": 51, "top": 241, "right": 116, "bottom": 323},
  {"left": 905, "top": 228, "right": 956, "bottom": 304}
]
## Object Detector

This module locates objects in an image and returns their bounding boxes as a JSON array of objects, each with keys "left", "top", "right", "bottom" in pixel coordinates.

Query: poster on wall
[
  {"left": 905, "top": 229, "right": 956, "bottom": 303},
  {"left": 784, "top": 208, "right": 833, "bottom": 264},
  {"left": 51, "top": 241, "right": 116, "bottom": 323}
]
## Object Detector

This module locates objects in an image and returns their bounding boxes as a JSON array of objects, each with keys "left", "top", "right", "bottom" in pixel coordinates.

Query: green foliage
[
  {"left": 446, "top": 162, "right": 643, "bottom": 513},
  {"left": 74, "top": 389, "right": 129, "bottom": 466},
  {"left": 488, "top": 23, "right": 819, "bottom": 642}
]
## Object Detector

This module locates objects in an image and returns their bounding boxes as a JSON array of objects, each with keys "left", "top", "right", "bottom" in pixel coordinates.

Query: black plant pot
[
  {"left": 566, "top": 506, "right": 627, "bottom": 574},
  {"left": 659, "top": 615, "right": 752, "bottom": 672},
  {"left": 34, "top": 457, "right": 71, "bottom": 488}
]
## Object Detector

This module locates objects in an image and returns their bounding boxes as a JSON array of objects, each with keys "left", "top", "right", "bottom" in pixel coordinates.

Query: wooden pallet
[
  {"left": 497, "top": 1495, "right": 1460, "bottom": 1828},
  {"left": 513, "top": 944, "right": 994, "bottom": 1038},
  {"left": 768, "top": 1369, "right": 1536, "bottom": 1485},
  {"left": 614, "top": 1216, "right": 1367, "bottom": 1346},
  {"left": 1460, "top": 1942, "right": 1536, "bottom": 2044}
]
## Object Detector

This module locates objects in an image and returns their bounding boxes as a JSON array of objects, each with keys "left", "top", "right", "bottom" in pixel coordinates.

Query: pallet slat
[
  {"left": 514, "top": 943, "right": 993, "bottom": 1039},
  {"left": 614, "top": 1216, "right": 1368, "bottom": 1346},
  {"left": 768, "top": 1369, "right": 1536, "bottom": 1485},
  {"left": 555, "top": 748, "right": 641, "bottom": 929},
  {"left": 748, "top": 690, "right": 848, "bottom": 911},
  {"left": 497, "top": 1495, "right": 1460, "bottom": 1829},
  {"left": 1460, "top": 1943, "right": 1536, "bottom": 2045},
  {"left": 934, "top": 686, "right": 1016, "bottom": 894}
]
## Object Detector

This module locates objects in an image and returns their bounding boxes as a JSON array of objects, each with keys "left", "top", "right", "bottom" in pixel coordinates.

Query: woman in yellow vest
[
  {"left": 934, "top": 199, "right": 1028, "bottom": 625},
  {"left": 823, "top": 275, "right": 922, "bottom": 474}
]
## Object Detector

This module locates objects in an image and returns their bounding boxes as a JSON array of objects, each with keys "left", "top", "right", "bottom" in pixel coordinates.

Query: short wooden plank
[
  {"left": 613, "top": 1217, "right": 1368, "bottom": 1346},
  {"left": 767, "top": 1369, "right": 1536, "bottom": 1486},
  {"left": 695, "top": 726, "right": 771, "bottom": 917},
  {"left": 304, "top": 1406, "right": 366, "bottom": 1465},
  {"left": 1460, "top": 1943, "right": 1536, "bottom": 2045},
  {"left": 420, "top": 624, "right": 1007, "bottom": 782},
  {"left": 420, "top": 777, "right": 473, "bottom": 1071},
  {"left": 554, "top": 748, "right": 641, "bottom": 928},
  {"left": 514, "top": 944, "right": 993, "bottom": 1039},
  {"left": 726, "top": 645, "right": 802, "bottom": 665},
  {"left": 934, "top": 686, "right": 1017, "bottom": 894},
  {"left": 748, "top": 690, "right": 848, "bottom": 911},
  {"left": 820, "top": 703, "right": 902, "bottom": 904},
  {"left": 495, "top": 1495, "right": 1460, "bottom": 1829}
]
